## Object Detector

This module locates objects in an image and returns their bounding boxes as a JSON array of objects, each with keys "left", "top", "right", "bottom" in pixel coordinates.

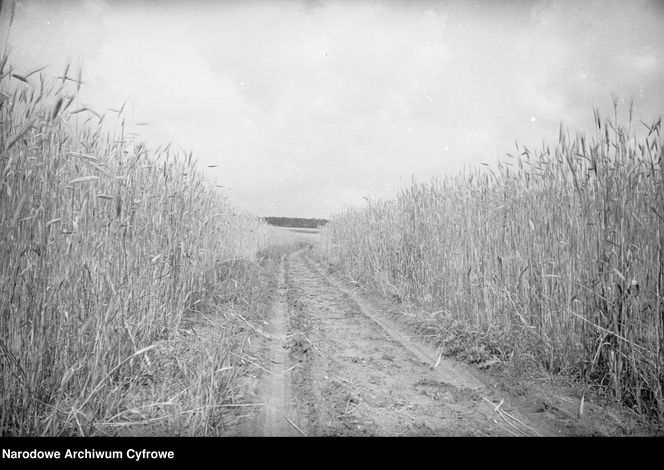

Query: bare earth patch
[{"left": 222, "top": 247, "right": 661, "bottom": 436}]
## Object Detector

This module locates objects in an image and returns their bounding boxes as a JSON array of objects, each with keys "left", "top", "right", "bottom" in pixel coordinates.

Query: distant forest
[{"left": 263, "top": 217, "right": 329, "bottom": 229}]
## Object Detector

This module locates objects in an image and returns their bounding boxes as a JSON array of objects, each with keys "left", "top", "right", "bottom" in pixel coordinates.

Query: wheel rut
[{"left": 242, "top": 247, "right": 550, "bottom": 436}]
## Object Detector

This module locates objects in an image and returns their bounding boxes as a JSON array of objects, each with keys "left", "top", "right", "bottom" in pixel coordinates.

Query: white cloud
[{"left": 6, "top": 0, "right": 664, "bottom": 217}]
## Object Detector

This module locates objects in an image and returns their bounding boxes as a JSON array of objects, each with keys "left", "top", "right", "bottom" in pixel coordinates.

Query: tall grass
[
  {"left": 321, "top": 102, "right": 664, "bottom": 418},
  {"left": 0, "top": 52, "right": 285, "bottom": 435}
]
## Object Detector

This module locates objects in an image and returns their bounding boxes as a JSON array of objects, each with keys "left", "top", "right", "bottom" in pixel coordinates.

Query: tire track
[
  {"left": 241, "top": 247, "right": 549, "bottom": 436},
  {"left": 282, "top": 248, "right": 546, "bottom": 436},
  {"left": 261, "top": 254, "right": 303, "bottom": 436},
  {"left": 301, "top": 253, "right": 486, "bottom": 391},
  {"left": 238, "top": 253, "right": 305, "bottom": 436}
]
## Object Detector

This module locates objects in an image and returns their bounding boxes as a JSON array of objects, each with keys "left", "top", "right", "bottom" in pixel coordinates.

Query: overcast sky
[{"left": 3, "top": 0, "right": 663, "bottom": 218}]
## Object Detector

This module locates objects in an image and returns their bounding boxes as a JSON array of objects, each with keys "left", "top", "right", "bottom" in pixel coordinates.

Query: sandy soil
[
  {"left": 225, "top": 245, "right": 663, "bottom": 437},
  {"left": 230, "top": 248, "right": 558, "bottom": 436}
]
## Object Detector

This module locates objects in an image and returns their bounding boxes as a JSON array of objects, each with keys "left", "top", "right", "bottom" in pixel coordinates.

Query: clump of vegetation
[
  {"left": 0, "top": 50, "right": 297, "bottom": 435},
  {"left": 320, "top": 101, "right": 664, "bottom": 419}
]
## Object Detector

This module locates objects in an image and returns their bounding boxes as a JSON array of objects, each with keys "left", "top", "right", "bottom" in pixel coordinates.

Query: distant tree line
[{"left": 263, "top": 216, "right": 329, "bottom": 229}]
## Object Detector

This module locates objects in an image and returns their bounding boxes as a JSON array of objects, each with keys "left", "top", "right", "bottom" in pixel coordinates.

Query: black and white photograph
[{"left": 1, "top": 0, "right": 663, "bottom": 447}]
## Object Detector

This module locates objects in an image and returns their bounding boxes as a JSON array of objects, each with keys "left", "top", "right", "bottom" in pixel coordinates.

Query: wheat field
[
  {"left": 0, "top": 52, "right": 306, "bottom": 435},
  {"left": 320, "top": 103, "right": 664, "bottom": 418}
]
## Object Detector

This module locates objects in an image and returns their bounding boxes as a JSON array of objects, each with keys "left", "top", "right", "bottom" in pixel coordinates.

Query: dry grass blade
[
  {"left": 11, "top": 73, "right": 28, "bottom": 83},
  {"left": 69, "top": 176, "right": 100, "bottom": 184},
  {"left": 333, "top": 374, "right": 352, "bottom": 384},
  {"left": 270, "top": 406, "right": 306, "bottom": 436},
  {"left": 481, "top": 395, "right": 532, "bottom": 437},
  {"left": 231, "top": 352, "right": 283, "bottom": 378},
  {"left": 434, "top": 351, "right": 443, "bottom": 368},
  {"left": 303, "top": 335, "right": 324, "bottom": 358}
]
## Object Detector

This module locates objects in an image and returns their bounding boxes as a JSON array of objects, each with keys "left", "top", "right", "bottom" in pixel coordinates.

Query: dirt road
[{"left": 236, "top": 247, "right": 552, "bottom": 436}]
